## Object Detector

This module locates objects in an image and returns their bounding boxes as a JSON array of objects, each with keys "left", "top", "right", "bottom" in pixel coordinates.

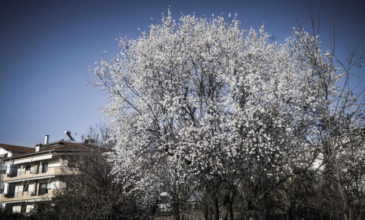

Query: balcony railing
[
  {"left": 3, "top": 166, "right": 78, "bottom": 182},
  {"left": 1, "top": 189, "right": 55, "bottom": 203}
]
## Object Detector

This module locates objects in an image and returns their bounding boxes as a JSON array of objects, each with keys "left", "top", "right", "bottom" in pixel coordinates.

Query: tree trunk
[
  {"left": 204, "top": 202, "right": 209, "bottom": 220},
  {"left": 213, "top": 195, "right": 220, "bottom": 220},
  {"left": 174, "top": 201, "right": 180, "bottom": 220},
  {"left": 229, "top": 200, "right": 234, "bottom": 220}
]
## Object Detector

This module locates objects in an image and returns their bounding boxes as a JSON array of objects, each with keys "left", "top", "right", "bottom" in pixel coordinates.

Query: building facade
[
  {"left": 0, "top": 140, "right": 85, "bottom": 214},
  {"left": 0, "top": 144, "right": 35, "bottom": 195}
]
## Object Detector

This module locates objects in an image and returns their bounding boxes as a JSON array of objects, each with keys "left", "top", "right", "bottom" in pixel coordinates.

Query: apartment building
[
  {"left": 0, "top": 139, "right": 86, "bottom": 214},
  {"left": 0, "top": 144, "right": 35, "bottom": 194}
]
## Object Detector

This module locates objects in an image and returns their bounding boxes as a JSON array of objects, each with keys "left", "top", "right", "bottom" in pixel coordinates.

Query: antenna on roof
[{"left": 64, "top": 130, "right": 75, "bottom": 141}]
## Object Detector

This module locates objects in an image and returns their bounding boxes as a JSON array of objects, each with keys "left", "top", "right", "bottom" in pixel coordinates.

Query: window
[
  {"left": 0, "top": 165, "right": 6, "bottom": 174},
  {"left": 30, "top": 165, "right": 38, "bottom": 174},
  {"left": 28, "top": 184, "right": 35, "bottom": 196},
  {"left": 8, "top": 165, "right": 18, "bottom": 177},
  {"left": 26, "top": 204, "right": 34, "bottom": 213},
  {"left": 14, "top": 185, "right": 23, "bottom": 197},
  {"left": 42, "top": 163, "right": 48, "bottom": 173},
  {"left": 12, "top": 205, "right": 21, "bottom": 213},
  {"left": 6, "top": 184, "right": 15, "bottom": 198},
  {"left": 38, "top": 183, "right": 48, "bottom": 195},
  {"left": 18, "top": 167, "right": 25, "bottom": 176}
]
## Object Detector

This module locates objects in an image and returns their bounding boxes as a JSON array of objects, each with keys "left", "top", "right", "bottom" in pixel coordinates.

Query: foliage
[{"left": 93, "top": 11, "right": 365, "bottom": 220}]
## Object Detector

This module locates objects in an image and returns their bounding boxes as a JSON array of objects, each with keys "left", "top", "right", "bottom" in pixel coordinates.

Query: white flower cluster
[{"left": 94, "top": 11, "right": 364, "bottom": 208}]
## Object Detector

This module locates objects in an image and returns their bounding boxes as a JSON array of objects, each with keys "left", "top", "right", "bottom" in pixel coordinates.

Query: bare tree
[{"left": 31, "top": 127, "right": 145, "bottom": 220}]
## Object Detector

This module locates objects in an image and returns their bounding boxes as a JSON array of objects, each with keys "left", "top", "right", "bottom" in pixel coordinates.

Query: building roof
[
  {"left": 0, "top": 144, "right": 35, "bottom": 154},
  {"left": 39, "top": 142, "right": 86, "bottom": 152},
  {"left": 4, "top": 141, "right": 87, "bottom": 160}
]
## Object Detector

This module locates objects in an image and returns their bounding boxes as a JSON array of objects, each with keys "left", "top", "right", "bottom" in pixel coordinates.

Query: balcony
[
  {"left": 3, "top": 167, "right": 78, "bottom": 183},
  {"left": 1, "top": 189, "right": 55, "bottom": 203}
]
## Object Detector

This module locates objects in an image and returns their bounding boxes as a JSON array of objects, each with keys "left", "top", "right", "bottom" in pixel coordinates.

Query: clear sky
[{"left": 0, "top": 0, "right": 364, "bottom": 147}]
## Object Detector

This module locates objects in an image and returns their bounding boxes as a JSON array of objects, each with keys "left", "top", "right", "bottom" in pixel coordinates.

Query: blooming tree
[
  {"left": 94, "top": 11, "right": 364, "bottom": 219},
  {"left": 290, "top": 24, "right": 365, "bottom": 219}
]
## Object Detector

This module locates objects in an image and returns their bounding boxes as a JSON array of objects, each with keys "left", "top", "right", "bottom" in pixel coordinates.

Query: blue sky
[{"left": 0, "top": 0, "right": 364, "bottom": 147}]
